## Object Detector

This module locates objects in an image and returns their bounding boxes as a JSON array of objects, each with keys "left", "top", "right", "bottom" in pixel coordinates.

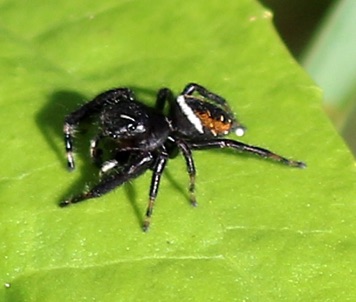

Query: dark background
[{"left": 260, "top": 0, "right": 335, "bottom": 58}]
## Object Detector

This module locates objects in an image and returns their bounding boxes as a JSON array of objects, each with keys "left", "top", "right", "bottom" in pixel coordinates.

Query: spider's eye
[
  {"left": 126, "top": 123, "right": 146, "bottom": 134},
  {"left": 127, "top": 123, "right": 137, "bottom": 131}
]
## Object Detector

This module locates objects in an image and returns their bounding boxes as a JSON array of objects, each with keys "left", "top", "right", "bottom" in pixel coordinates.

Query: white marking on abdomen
[{"left": 177, "top": 95, "right": 204, "bottom": 133}]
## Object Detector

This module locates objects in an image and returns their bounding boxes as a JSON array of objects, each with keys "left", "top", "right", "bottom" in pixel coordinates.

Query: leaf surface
[{"left": 0, "top": 1, "right": 355, "bottom": 301}]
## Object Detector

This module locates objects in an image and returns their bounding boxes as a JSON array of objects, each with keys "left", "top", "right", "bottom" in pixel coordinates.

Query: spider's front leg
[
  {"left": 90, "top": 134, "right": 105, "bottom": 167},
  {"left": 60, "top": 152, "right": 153, "bottom": 207},
  {"left": 189, "top": 139, "right": 306, "bottom": 168},
  {"left": 64, "top": 88, "right": 135, "bottom": 170}
]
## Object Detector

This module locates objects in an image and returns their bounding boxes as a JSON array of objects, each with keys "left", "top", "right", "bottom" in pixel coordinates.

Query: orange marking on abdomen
[{"left": 195, "top": 112, "right": 232, "bottom": 135}]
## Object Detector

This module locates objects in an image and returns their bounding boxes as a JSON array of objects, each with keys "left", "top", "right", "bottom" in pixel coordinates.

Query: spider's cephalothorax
[{"left": 61, "top": 83, "right": 305, "bottom": 231}]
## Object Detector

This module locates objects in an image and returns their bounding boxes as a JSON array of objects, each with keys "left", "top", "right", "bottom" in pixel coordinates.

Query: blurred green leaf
[
  {"left": 302, "top": 0, "right": 356, "bottom": 108},
  {"left": 302, "top": 0, "right": 356, "bottom": 155},
  {"left": 0, "top": 0, "right": 355, "bottom": 301}
]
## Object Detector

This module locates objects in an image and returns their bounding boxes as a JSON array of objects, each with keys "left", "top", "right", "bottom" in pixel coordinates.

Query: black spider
[{"left": 61, "top": 83, "right": 305, "bottom": 231}]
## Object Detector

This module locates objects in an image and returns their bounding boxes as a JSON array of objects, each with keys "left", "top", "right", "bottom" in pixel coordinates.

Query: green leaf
[{"left": 1, "top": 0, "right": 355, "bottom": 301}]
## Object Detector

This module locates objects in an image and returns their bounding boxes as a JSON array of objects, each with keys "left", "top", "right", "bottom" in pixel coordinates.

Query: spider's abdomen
[{"left": 175, "top": 95, "right": 244, "bottom": 139}]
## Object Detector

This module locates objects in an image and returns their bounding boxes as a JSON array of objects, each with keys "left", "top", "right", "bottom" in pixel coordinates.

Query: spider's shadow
[
  {"left": 36, "top": 87, "right": 188, "bottom": 227},
  {"left": 36, "top": 89, "right": 98, "bottom": 201}
]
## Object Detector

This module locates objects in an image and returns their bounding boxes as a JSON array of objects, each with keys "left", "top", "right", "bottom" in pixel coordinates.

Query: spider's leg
[
  {"left": 155, "top": 87, "right": 175, "bottom": 112},
  {"left": 63, "top": 123, "right": 76, "bottom": 170},
  {"left": 64, "top": 88, "right": 134, "bottom": 170},
  {"left": 189, "top": 139, "right": 306, "bottom": 168},
  {"left": 182, "top": 83, "right": 230, "bottom": 108},
  {"left": 143, "top": 151, "right": 169, "bottom": 232},
  {"left": 177, "top": 140, "right": 197, "bottom": 207},
  {"left": 60, "top": 152, "right": 153, "bottom": 207},
  {"left": 90, "top": 134, "right": 104, "bottom": 166},
  {"left": 100, "top": 159, "right": 119, "bottom": 175}
]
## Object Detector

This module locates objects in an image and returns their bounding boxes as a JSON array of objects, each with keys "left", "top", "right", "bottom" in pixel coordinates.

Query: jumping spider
[{"left": 61, "top": 83, "right": 305, "bottom": 231}]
